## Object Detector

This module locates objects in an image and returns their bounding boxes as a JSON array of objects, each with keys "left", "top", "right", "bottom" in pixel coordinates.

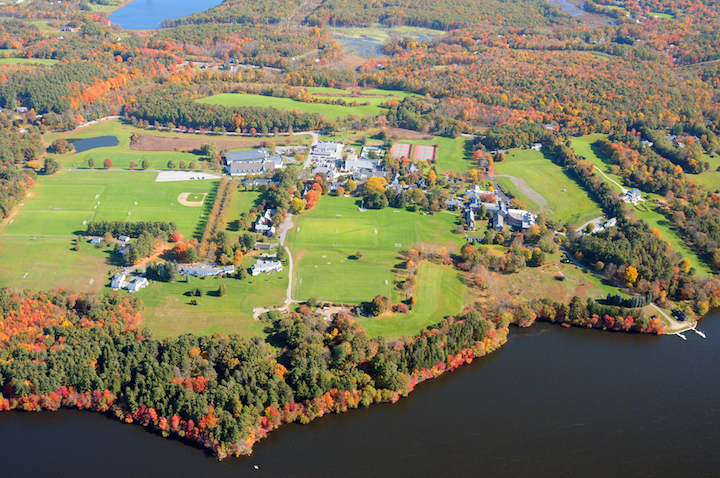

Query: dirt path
[
  {"left": 492, "top": 174, "right": 548, "bottom": 210},
  {"left": 593, "top": 166, "right": 627, "bottom": 194}
]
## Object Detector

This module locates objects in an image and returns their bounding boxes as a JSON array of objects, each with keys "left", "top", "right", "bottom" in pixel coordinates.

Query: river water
[
  {"left": 109, "top": 0, "right": 224, "bottom": 30},
  {"left": 2, "top": 316, "right": 719, "bottom": 477}
]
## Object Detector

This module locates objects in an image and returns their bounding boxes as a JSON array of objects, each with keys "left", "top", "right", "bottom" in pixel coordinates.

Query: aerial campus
[{"left": 1, "top": 0, "right": 720, "bottom": 471}]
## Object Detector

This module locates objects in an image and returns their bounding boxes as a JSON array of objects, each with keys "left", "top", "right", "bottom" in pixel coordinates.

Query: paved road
[
  {"left": 575, "top": 215, "right": 606, "bottom": 233},
  {"left": 295, "top": 131, "right": 319, "bottom": 169}
]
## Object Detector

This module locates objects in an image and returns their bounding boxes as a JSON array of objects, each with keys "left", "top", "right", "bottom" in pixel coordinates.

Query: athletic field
[
  {"left": 287, "top": 196, "right": 464, "bottom": 305},
  {"left": 1, "top": 171, "right": 218, "bottom": 238}
]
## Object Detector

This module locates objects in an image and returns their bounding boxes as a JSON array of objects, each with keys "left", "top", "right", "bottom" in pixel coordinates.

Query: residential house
[
  {"left": 255, "top": 209, "right": 276, "bottom": 235},
  {"left": 118, "top": 235, "right": 130, "bottom": 243},
  {"left": 256, "top": 242, "right": 278, "bottom": 251},
  {"left": 622, "top": 188, "right": 642, "bottom": 204},
  {"left": 465, "top": 208, "right": 476, "bottom": 231},
  {"left": 88, "top": 236, "right": 102, "bottom": 244},
  {"left": 251, "top": 259, "right": 284, "bottom": 276}
]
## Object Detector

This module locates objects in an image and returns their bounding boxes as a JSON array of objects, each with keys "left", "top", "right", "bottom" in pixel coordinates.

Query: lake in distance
[
  {"left": 109, "top": 0, "right": 224, "bottom": 30},
  {"left": 2, "top": 313, "right": 719, "bottom": 477}
]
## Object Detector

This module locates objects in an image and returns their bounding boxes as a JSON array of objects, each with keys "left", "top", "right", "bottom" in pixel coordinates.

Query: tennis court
[
  {"left": 391, "top": 143, "right": 412, "bottom": 159},
  {"left": 413, "top": 144, "right": 436, "bottom": 162}
]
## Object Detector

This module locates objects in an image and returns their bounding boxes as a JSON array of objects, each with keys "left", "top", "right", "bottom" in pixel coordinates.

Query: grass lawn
[
  {"left": 357, "top": 261, "right": 466, "bottom": 339},
  {"left": 410, "top": 136, "right": 472, "bottom": 174},
  {"left": 196, "top": 93, "right": 387, "bottom": 118},
  {"left": 569, "top": 134, "right": 626, "bottom": 194},
  {"left": 132, "top": 267, "right": 287, "bottom": 339},
  {"left": 494, "top": 148, "right": 603, "bottom": 226},
  {"left": 2, "top": 171, "right": 218, "bottom": 238},
  {"left": 225, "top": 190, "right": 262, "bottom": 243},
  {"left": 0, "top": 58, "right": 59, "bottom": 66},
  {"left": 0, "top": 236, "right": 114, "bottom": 292},
  {"left": 288, "top": 196, "right": 464, "bottom": 305},
  {"left": 688, "top": 154, "right": 720, "bottom": 191}
]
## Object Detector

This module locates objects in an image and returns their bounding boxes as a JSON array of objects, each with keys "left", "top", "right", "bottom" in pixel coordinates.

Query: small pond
[{"left": 70, "top": 136, "right": 119, "bottom": 153}]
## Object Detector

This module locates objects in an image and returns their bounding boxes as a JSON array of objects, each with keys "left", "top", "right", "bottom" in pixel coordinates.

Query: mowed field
[
  {"left": 0, "top": 58, "right": 59, "bottom": 65},
  {"left": 287, "top": 196, "right": 464, "bottom": 307},
  {"left": 2, "top": 171, "right": 217, "bottom": 238},
  {"left": 0, "top": 236, "right": 112, "bottom": 292},
  {"left": 494, "top": 148, "right": 603, "bottom": 226},
  {"left": 133, "top": 257, "right": 288, "bottom": 339},
  {"left": 357, "top": 261, "right": 466, "bottom": 339},
  {"left": 196, "top": 93, "right": 388, "bottom": 118}
]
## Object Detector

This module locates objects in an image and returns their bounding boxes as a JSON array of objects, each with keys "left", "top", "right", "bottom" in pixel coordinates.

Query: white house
[
  {"left": 111, "top": 273, "right": 127, "bottom": 290},
  {"left": 251, "top": 259, "right": 283, "bottom": 276},
  {"left": 126, "top": 277, "right": 148, "bottom": 292},
  {"left": 111, "top": 273, "right": 148, "bottom": 292},
  {"left": 118, "top": 235, "right": 130, "bottom": 243},
  {"left": 255, "top": 209, "right": 277, "bottom": 235},
  {"left": 622, "top": 188, "right": 642, "bottom": 204}
]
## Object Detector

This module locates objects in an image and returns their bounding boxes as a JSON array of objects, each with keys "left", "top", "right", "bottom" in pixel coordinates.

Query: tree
[
  {"left": 369, "top": 295, "right": 391, "bottom": 316},
  {"left": 427, "top": 169, "right": 437, "bottom": 187},
  {"left": 167, "top": 160, "right": 176, "bottom": 169},
  {"left": 200, "top": 143, "right": 218, "bottom": 160},
  {"left": 43, "top": 158, "right": 60, "bottom": 175},
  {"left": 179, "top": 161, "right": 186, "bottom": 170},
  {"left": 103, "top": 231, "right": 114, "bottom": 246},
  {"left": 345, "top": 179, "right": 356, "bottom": 193},
  {"left": 141, "top": 158, "right": 150, "bottom": 169},
  {"left": 186, "top": 246, "right": 199, "bottom": 263},
  {"left": 233, "top": 250, "right": 244, "bottom": 265},
  {"left": 291, "top": 197, "right": 306, "bottom": 214},
  {"left": 218, "top": 284, "right": 227, "bottom": 297},
  {"left": 74, "top": 235, "right": 82, "bottom": 251},
  {"left": 336, "top": 186, "right": 345, "bottom": 197},
  {"left": 129, "top": 161, "right": 137, "bottom": 169},
  {"left": 355, "top": 251, "right": 363, "bottom": 259},
  {"left": 104, "top": 158, "right": 112, "bottom": 169},
  {"left": 365, "top": 177, "right": 387, "bottom": 195},
  {"left": 87, "top": 157, "right": 95, "bottom": 168},
  {"left": 625, "top": 266, "right": 639, "bottom": 287}
]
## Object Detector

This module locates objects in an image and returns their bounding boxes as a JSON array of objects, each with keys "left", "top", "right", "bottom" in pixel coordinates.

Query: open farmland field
[
  {"left": 1, "top": 171, "right": 217, "bottom": 238},
  {"left": 357, "top": 261, "right": 466, "bottom": 339},
  {"left": 196, "top": 93, "right": 388, "bottom": 118},
  {"left": 494, "top": 148, "right": 603, "bottom": 226}
]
